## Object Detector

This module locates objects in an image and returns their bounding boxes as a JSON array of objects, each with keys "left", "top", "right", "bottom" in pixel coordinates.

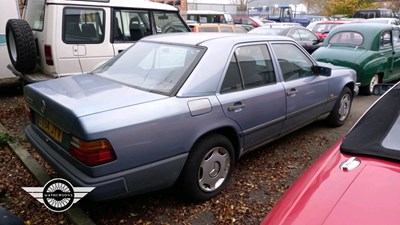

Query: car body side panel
[
  {"left": 25, "top": 125, "right": 189, "bottom": 201},
  {"left": 217, "top": 83, "right": 286, "bottom": 151},
  {"left": 281, "top": 75, "right": 329, "bottom": 134}
]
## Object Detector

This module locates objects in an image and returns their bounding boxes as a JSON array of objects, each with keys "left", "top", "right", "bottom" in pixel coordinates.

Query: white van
[
  {"left": 0, "top": 0, "right": 20, "bottom": 79},
  {"left": 6, "top": 0, "right": 190, "bottom": 82},
  {"left": 185, "top": 10, "right": 233, "bottom": 24}
]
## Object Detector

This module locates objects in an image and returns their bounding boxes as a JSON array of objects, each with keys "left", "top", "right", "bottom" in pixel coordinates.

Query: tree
[
  {"left": 324, "top": 0, "right": 374, "bottom": 17},
  {"left": 304, "top": 0, "right": 373, "bottom": 16},
  {"left": 230, "top": 0, "right": 253, "bottom": 12}
]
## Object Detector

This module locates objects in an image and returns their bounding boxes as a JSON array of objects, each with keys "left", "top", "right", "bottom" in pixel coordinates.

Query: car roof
[
  {"left": 329, "top": 23, "right": 393, "bottom": 34},
  {"left": 186, "top": 10, "right": 227, "bottom": 15},
  {"left": 141, "top": 32, "right": 292, "bottom": 46},
  {"left": 316, "top": 20, "right": 359, "bottom": 25},
  {"left": 45, "top": 0, "right": 178, "bottom": 11},
  {"left": 341, "top": 82, "right": 400, "bottom": 162}
]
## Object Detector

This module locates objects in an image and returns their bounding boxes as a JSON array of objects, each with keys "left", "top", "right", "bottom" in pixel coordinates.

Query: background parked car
[
  {"left": 189, "top": 23, "right": 247, "bottom": 33},
  {"left": 363, "top": 17, "right": 400, "bottom": 27},
  {"left": 0, "top": 0, "right": 19, "bottom": 79},
  {"left": 5, "top": 0, "right": 191, "bottom": 83},
  {"left": 353, "top": 8, "right": 396, "bottom": 19},
  {"left": 307, "top": 15, "right": 333, "bottom": 22},
  {"left": 232, "top": 16, "right": 264, "bottom": 28},
  {"left": 311, "top": 20, "right": 360, "bottom": 40},
  {"left": 23, "top": 33, "right": 357, "bottom": 202},
  {"left": 249, "top": 26, "right": 322, "bottom": 54},
  {"left": 264, "top": 22, "right": 302, "bottom": 28},
  {"left": 261, "top": 81, "right": 400, "bottom": 225},
  {"left": 312, "top": 23, "right": 400, "bottom": 95}
]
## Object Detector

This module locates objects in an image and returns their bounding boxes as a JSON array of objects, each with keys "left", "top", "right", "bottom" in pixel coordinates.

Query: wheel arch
[{"left": 190, "top": 126, "right": 241, "bottom": 162}]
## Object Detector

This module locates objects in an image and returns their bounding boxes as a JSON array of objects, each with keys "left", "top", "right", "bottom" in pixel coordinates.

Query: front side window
[
  {"left": 298, "top": 29, "right": 317, "bottom": 41},
  {"left": 393, "top": 29, "right": 400, "bottom": 46},
  {"left": 380, "top": 31, "right": 392, "bottom": 48},
  {"left": 25, "top": 0, "right": 45, "bottom": 30},
  {"left": 272, "top": 43, "right": 314, "bottom": 82},
  {"left": 153, "top": 11, "right": 190, "bottom": 34},
  {"left": 63, "top": 8, "right": 105, "bottom": 44},
  {"left": 93, "top": 42, "right": 203, "bottom": 95},
  {"left": 287, "top": 29, "right": 301, "bottom": 41}
]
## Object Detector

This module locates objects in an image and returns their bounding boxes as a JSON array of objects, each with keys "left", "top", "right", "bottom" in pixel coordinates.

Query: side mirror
[
  {"left": 312, "top": 39, "right": 321, "bottom": 45},
  {"left": 313, "top": 65, "right": 331, "bottom": 76},
  {"left": 373, "top": 84, "right": 393, "bottom": 95}
]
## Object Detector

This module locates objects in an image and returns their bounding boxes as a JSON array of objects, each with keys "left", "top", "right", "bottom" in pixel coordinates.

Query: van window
[
  {"left": 114, "top": 10, "right": 151, "bottom": 42},
  {"left": 63, "top": 8, "right": 105, "bottom": 44},
  {"left": 153, "top": 12, "right": 189, "bottom": 34},
  {"left": 25, "top": 0, "right": 45, "bottom": 30}
]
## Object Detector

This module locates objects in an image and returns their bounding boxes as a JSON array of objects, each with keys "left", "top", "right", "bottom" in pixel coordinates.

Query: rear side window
[
  {"left": 114, "top": 10, "right": 151, "bottom": 42},
  {"left": 25, "top": 0, "right": 45, "bottom": 30},
  {"left": 221, "top": 45, "right": 276, "bottom": 93},
  {"left": 63, "top": 8, "right": 105, "bottom": 44},
  {"left": 220, "top": 27, "right": 233, "bottom": 32},
  {"left": 199, "top": 27, "right": 218, "bottom": 32}
]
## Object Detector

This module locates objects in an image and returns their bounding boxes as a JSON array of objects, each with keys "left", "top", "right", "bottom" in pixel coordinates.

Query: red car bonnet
[{"left": 261, "top": 138, "right": 400, "bottom": 225}]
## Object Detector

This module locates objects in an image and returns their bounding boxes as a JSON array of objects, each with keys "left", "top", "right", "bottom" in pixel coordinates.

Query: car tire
[
  {"left": 179, "top": 134, "right": 235, "bottom": 201},
  {"left": 6, "top": 19, "right": 37, "bottom": 73},
  {"left": 326, "top": 87, "right": 353, "bottom": 127},
  {"left": 360, "top": 74, "right": 379, "bottom": 95}
]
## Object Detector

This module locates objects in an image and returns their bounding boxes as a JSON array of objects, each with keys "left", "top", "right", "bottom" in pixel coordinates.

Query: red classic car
[{"left": 261, "top": 82, "right": 400, "bottom": 225}]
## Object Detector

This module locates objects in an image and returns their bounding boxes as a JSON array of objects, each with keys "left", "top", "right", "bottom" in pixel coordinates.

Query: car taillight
[
  {"left": 44, "top": 44, "right": 54, "bottom": 66},
  {"left": 70, "top": 137, "right": 116, "bottom": 166}
]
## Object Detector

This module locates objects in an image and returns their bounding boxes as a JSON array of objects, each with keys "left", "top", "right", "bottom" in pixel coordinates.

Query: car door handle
[
  {"left": 228, "top": 102, "right": 245, "bottom": 111},
  {"left": 287, "top": 88, "right": 298, "bottom": 97}
]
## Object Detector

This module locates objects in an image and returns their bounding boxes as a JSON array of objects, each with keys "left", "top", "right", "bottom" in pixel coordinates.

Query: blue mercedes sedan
[{"left": 23, "top": 32, "right": 358, "bottom": 201}]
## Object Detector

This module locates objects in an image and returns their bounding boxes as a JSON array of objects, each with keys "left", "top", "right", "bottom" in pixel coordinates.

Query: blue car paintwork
[{"left": 24, "top": 33, "right": 358, "bottom": 201}]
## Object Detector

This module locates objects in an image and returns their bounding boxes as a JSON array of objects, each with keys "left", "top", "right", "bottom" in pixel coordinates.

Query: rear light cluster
[
  {"left": 70, "top": 137, "right": 116, "bottom": 166},
  {"left": 44, "top": 44, "right": 54, "bottom": 66}
]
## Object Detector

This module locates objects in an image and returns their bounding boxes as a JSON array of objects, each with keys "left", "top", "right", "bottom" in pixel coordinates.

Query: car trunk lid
[
  {"left": 24, "top": 74, "right": 167, "bottom": 134},
  {"left": 313, "top": 46, "right": 367, "bottom": 64}
]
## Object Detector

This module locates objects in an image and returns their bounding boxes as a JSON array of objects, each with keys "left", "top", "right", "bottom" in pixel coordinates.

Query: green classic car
[{"left": 312, "top": 23, "right": 400, "bottom": 94}]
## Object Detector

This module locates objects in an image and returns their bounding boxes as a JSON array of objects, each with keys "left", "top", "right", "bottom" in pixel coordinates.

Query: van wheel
[{"left": 6, "top": 19, "right": 37, "bottom": 73}]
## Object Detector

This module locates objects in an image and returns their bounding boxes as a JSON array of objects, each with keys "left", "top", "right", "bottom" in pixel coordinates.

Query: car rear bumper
[{"left": 25, "top": 125, "right": 188, "bottom": 201}]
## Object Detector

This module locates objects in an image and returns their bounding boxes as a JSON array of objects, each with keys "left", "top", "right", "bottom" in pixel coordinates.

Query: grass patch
[{"left": 0, "top": 132, "right": 14, "bottom": 147}]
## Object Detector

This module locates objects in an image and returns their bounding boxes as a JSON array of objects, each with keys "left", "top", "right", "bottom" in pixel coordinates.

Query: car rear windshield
[
  {"left": 92, "top": 41, "right": 204, "bottom": 95},
  {"left": 312, "top": 23, "right": 339, "bottom": 33},
  {"left": 328, "top": 31, "right": 363, "bottom": 46},
  {"left": 341, "top": 83, "right": 400, "bottom": 161}
]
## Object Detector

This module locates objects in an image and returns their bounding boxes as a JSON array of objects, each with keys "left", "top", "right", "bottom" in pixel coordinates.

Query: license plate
[{"left": 38, "top": 117, "right": 63, "bottom": 143}]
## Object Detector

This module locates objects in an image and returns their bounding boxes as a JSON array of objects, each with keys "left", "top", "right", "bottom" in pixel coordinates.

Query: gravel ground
[{"left": 0, "top": 77, "right": 376, "bottom": 224}]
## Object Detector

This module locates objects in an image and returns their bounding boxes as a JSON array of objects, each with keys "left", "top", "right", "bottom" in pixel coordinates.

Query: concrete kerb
[{"left": 0, "top": 123, "right": 96, "bottom": 225}]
